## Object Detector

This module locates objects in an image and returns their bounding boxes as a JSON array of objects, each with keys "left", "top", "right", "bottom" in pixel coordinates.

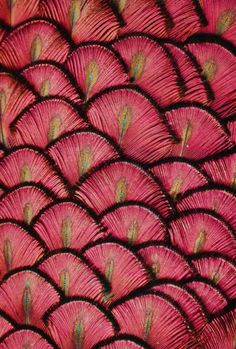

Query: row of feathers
[{"left": 0, "top": 0, "right": 235, "bottom": 348}]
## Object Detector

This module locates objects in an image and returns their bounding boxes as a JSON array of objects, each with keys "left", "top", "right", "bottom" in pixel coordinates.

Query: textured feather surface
[{"left": 0, "top": 0, "right": 235, "bottom": 347}]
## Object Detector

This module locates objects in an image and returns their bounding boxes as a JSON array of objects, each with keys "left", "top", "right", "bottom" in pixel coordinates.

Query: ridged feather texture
[{"left": 0, "top": 0, "right": 235, "bottom": 348}]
